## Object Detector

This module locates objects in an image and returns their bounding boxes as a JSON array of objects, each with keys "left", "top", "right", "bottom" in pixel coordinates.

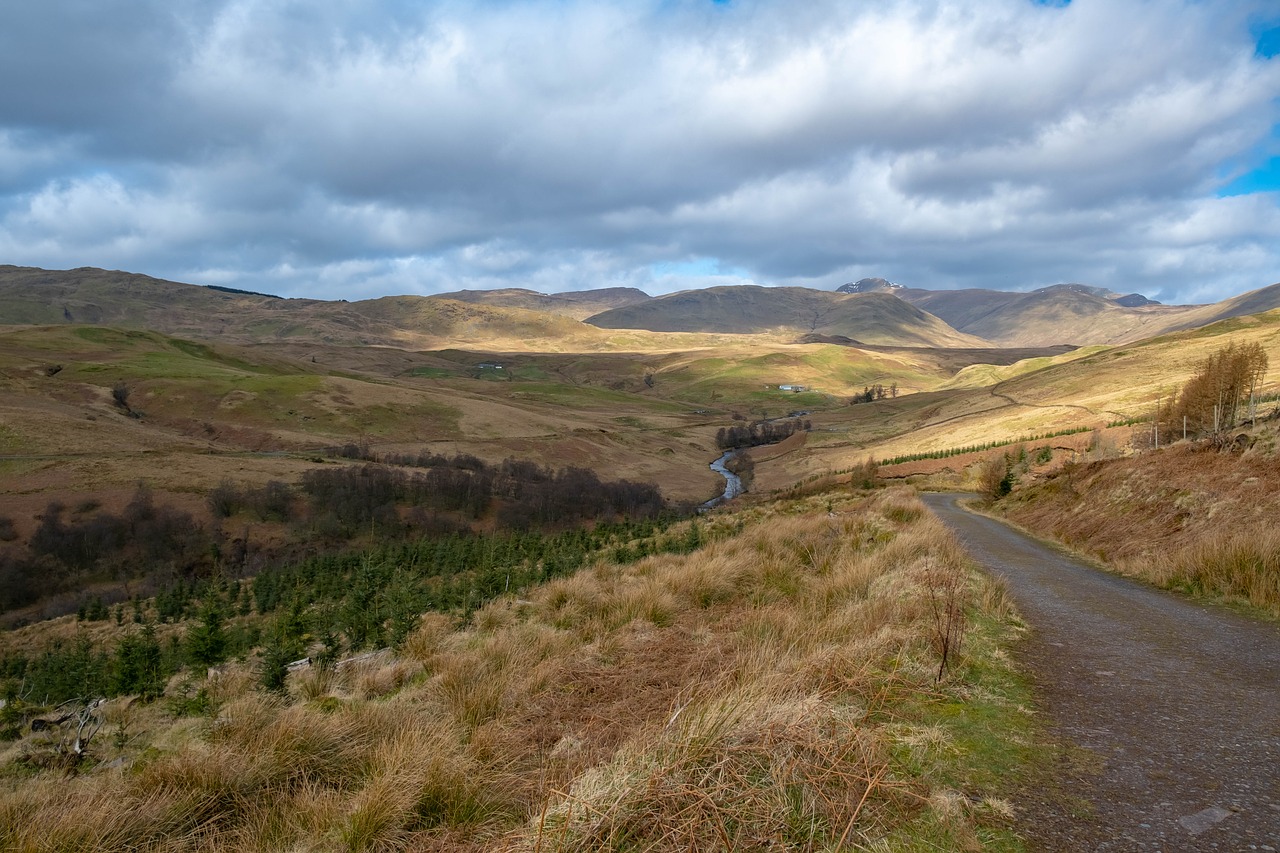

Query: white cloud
[{"left": 0, "top": 0, "right": 1277, "bottom": 304}]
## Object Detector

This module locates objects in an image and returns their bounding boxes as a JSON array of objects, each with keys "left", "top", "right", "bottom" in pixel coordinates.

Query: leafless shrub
[
  {"left": 1159, "top": 341, "right": 1269, "bottom": 438},
  {"left": 922, "top": 557, "right": 968, "bottom": 682},
  {"left": 976, "top": 454, "right": 1011, "bottom": 503}
]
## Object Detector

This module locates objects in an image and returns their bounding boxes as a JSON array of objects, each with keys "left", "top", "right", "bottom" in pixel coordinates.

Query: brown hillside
[
  {"left": 586, "top": 286, "right": 990, "bottom": 348},
  {"left": 893, "top": 280, "right": 1280, "bottom": 347},
  {"left": 900, "top": 284, "right": 1195, "bottom": 347},
  {"left": 994, "top": 427, "right": 1280, "bottom": 616},
  {"left": 751, "top": 309, "right": 1280, "bottom": 492},
  {"left": 1160, "top": 281, "right": 1280, "bottom": 335},
  {"left": 337, "top": 296, "right": 613, "bottom": 349},
  {"left": 435, "top": 286, "right": 651, "bottom": 320},
  {"left": 1000, "top": 438, "right": 1280, "bottom": 565},
  {"left": 0, "top": 265, "right": 311, "bottom": 331},
  {"left": 0, "top": 266, "right": 644, "bottom": 351}
]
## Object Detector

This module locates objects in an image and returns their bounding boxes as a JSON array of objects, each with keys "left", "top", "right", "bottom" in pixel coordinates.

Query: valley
[{"left": 2, "top": 266, "right": 1279, "bottom": 852}]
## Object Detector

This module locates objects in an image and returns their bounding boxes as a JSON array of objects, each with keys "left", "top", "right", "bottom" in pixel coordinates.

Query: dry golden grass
[
  {"left": 1143, "top": 529, "right": 1280, "bottom": 613},
  {"left": 0, "top": 488, "right": 1024, "bottom": 852},
  {"left": 514, "top": 687, "right": 894, "bottom": 853},
  {"left": 758, "top": 310, "right": 1280, "bottom": 494}
]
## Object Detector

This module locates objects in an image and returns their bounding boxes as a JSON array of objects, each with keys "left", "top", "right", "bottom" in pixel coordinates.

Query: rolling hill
[
  {"left": 839, "top": 277, "right": 1280, "bottom": 347},
  {"left": 433, "top": 286, "right": 651, "bottom": 320},
  {"left": 585, "top": 286, "right": 990, "bottom": 347},
  {"left": 1, "top": 268, "right": 991, "bottom": 351},
  {"left": 6, "top": 263, "right": 1280, "bottom": 517},
  {"left": 0, "top": 266, "right": 638, "bottom": 351},
  {"left": 889, "top": 283, "right": 1192, "bottom": 346},
  {"left": 17, "top": 264, "right": 1280, "bottom": 353},
  {"left": 752, "top": 306, "right": 1280, "bottom": 493}
]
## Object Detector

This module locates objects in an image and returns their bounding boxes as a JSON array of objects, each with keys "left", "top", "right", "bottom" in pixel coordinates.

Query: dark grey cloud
[{"left": 0, "top": 0, "right": 1277, "bottom": 304}]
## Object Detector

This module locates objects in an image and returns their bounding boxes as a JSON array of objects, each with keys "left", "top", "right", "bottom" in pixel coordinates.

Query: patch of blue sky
[
  {"left": 650, "top": 257, "right": 751, "bottom": 278},
  {"left": 1210, "top": 19, "right": 1280, "bottom": 197},
  {"left": 1218, "top": 118, "right": 1280, "bottom": 198},
  {"left": 1219, "top": 156, "right": 1280, "bottom": 196},
  {"left": 1253, "top": 20, "right": 1280, "bottom": 59}
]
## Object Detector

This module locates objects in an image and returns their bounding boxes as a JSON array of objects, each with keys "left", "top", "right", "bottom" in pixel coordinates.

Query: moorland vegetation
[
  {"left": 2, "top": 267, "right": 1280, "bottom": 851},
  {"left": 0, "top": 453, "right": 668, "bottom": 625},
  {"left": 0, "top": 489, "right": 1035, "bottom": 853}
]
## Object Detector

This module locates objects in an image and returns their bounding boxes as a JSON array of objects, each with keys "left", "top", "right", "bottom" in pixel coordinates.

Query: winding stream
[{"left": 700, "top": 450, "right": 743, "bottom": 510}]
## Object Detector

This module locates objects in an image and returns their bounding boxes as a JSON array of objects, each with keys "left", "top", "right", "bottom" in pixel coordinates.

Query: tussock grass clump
[
  {"left": 0, "top": 487, "right": 1030, "bottom": 852},
  {"left": 1142, "top": 529, "right": 1280, "bottom": 615},
  {"left": 401, "top": 611, "right": 456, "bottom": 665},
  {"left": 522, "top": 687, "right": 896, "bottom": 852}
]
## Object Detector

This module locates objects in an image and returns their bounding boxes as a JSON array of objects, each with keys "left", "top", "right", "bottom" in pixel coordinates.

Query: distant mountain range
[
  {"left": 2, "top": 265, "right": 1279, "bottom": 350},
  {"left": 0, "top": 266, "right": 981, "bottom": 350},
  {"left": 834, "top": 277, "right": 1280, "bottom": 347}
]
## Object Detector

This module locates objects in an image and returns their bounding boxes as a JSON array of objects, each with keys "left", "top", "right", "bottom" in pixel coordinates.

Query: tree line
[
  {"left": 0, "top": 452, "right": 668, "bottom": 621},
  {"left": 0, "top": 487, "right": 209, "bottom": 615},
  {"left": 1158, "top": 342, "right": 1269, "bottom": 440},
  {"left": 296, "top": 455, "right": 666, "bottom": 537},
  {"left": 715, "top": 418, "right": 810, "bottom": 450},
  {"left": 849, "top": 383, "right": 897, "bottom": 404},
  {"left": 876, "top": 427, "right": 1092, "bottom": 466}
]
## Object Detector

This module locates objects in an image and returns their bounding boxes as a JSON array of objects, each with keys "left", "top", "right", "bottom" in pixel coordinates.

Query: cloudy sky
[{"left": 1, "top": 0, "right": 1278, "bottom": 304}]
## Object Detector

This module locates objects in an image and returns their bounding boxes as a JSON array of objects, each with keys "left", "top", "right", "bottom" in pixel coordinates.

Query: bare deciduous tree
[
  {"left": 1159, "top": 342, "right": 1269, "bottom": 439},
  {"left": 977, "top": 454, "right": 1012, "bottom": 503}
]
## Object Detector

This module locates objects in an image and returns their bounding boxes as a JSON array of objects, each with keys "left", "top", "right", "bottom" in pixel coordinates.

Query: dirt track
[{"left": 923, "top": 492, "right": 1280, "bottom": 852}]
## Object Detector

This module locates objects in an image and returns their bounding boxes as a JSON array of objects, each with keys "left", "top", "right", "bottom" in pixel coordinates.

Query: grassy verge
[
  {"left": 1118, "top": 530, "right": 1280, "bottom": 618},
  {"left": 995, "top": 435, "right": 1280, "bottom": 620},
  {"left": 0, "top": 488, "right": 1043, "bottom": 852}
]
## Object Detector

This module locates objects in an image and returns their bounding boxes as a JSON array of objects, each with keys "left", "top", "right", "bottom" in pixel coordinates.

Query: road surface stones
[{"left": 923, "top": 492, "right": 1280, "bottom": 852}]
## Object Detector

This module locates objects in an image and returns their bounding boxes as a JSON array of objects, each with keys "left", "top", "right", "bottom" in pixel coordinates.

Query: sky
[{"left": 1, "top": 0, "right": 1278, "bottom": 305}]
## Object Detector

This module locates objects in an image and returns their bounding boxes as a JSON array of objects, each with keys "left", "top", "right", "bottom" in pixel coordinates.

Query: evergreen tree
[
  {"left": 114, "top": 625, "right": 165, "bottom": 699},
  {"left": 259, "top": 611, "right": 307, "bottom": 693},
  {"left": 185, "top": 600, "right": 228, "bottom": 669}
]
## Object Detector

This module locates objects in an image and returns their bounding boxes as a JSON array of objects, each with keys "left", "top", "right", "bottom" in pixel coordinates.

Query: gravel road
[{"left": 923, "top": 492, "right": 1280, "bottom": 852}]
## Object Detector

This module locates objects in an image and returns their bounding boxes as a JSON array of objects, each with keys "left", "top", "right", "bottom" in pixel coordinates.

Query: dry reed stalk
[{"left": 835, "top": 760, "right": 891, "bottom": 849}]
